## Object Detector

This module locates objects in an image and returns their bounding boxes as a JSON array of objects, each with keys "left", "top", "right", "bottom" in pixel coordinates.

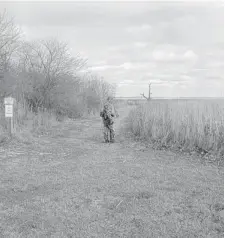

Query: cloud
[
  {"left": 120, "top": 62, "right": 149, "bottom": 70},
  {"left": 140, "top": 72, "right": 194, "bottom": 87},
  {"left": 180, "top": 75, "right": 193, "bottom": 81},
  {"left": 88, "top": 65, "right": 118, "bottom": 71},
  {"left": 108, "top": 41, "right": 148, "bottom": 52},
  {"left": 152, "top": 49, "right": 198, "bottom": 62},
  {"left": 192, "top": 68, "right": 208, "bottom": 72},
  {"left": 118, "top": 79, "right": 134, "bottom": 87},
  {"left": 152, "top": 49, "right": 175, "bottom": 61},
  {"left": 126, "top": 24, "right": 152, "bottom": 33},
  {"left": 151, "top": 8, "right": 223, "bottom": 47},
  {"left": 2, "top": 2, "right": 150, "bottom": 27},
  {"left": 120, "top": 62, "right": 132, "bottom": 70},
  {"left": 133, "top": 42, "right": 148, "bottom": 48},
  {"left": 86, "top": 61, "right": 153, "bottom": 73},
  {"left": 92, "top": 60, "right": 108, "bottom": 66},
  {"left": 108, "top": 45, "right": 122, "bottom": 52},
  {"left": 152, "top": 50, "right": 169, "bottom": 61},
  {"left": 205, "top": 61, "right": 224, "bottom": 69},
  {"left": 7, "top": 1, "right": 222, "bottom": 98},
  {"left": 183, "top": 50, "right": 198, "bottom": 60},
  {"left": 88, "top": 64, "right": 115, "bottom": 72},
  {"left": 105, "top": 44, "right": 198, "bottom": 71},
  {"left": 123, "top": 80, "right": 134, "bottom": 83}
]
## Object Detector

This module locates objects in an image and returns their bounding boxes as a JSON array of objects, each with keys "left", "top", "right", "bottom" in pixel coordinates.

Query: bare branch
[
  {"left": 140, "top": 93, "right": 148, "bottom": 100},
  {"left": 0, "top": 10, "right": 21, "bottom": 72}
]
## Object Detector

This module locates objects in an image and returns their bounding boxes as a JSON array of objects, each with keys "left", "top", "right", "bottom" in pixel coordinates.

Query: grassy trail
[{"left": 0, "top": 108, "right": 223, "bottom": 238}]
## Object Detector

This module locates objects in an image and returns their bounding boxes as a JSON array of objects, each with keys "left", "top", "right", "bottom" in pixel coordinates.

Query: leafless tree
[
  {"left": 140, "top": 83, "right": 152, "bottom": 101},
  {"left": 16, "top": 38, "right": 87, "bottom": 107},
  {"left": 0, "top": 10, "right": 21, "bottom": 74},
  {"left": 18, "top": 38, "right": 87, "bottom": 84}
]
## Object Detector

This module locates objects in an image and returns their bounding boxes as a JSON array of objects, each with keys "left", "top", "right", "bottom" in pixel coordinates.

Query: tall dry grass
[
  {"left": 0, "top": 101, "right": 59, "bottom": 144},
  {"left": 125, "top": 99, "right": 224, "bottom": 160}
]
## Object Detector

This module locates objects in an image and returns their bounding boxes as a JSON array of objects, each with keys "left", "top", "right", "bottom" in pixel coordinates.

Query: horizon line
[{"left": 115, "top": 96, "right": 224, "bottom": 99}]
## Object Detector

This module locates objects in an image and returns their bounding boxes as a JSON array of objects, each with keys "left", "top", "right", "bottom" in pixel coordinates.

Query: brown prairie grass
[
  {"left": 0, "top": 116, "right": 223, "bottom": 238},
  {"left": 0, "top": 102, "right": 60, "bottom": 145},
  {"left": 125, "top": 99, "right": 224, "bottom": 162}
]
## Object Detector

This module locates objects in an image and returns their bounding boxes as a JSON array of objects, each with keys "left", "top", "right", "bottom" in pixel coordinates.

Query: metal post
[
  {"left": 11, "top": 114, "right": 13, "bottom": 135},
  {"left": 4, "top": 97, "right": 14, "bottom": 137},
  {"left": 8, "top": 117, "right": 11, "bottom": 137}
]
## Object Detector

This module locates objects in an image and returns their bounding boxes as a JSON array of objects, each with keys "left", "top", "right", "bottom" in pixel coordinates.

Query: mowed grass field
[{"left": 125, "top": 98, "right": 224, "bottom": 164}]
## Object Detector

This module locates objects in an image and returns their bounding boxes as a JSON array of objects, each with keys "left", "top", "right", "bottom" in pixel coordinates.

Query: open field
[
  {"left": 0, "top": 106, "right": 223, "bottom": 238},
  {"left": 125, "top": 99, "right": 224, "bottom": 164},
  {"left": 0, "top": 3, "right": 223, "bottom": 237}
]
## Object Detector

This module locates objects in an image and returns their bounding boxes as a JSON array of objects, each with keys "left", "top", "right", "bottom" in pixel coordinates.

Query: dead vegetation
[
  {"left": 125, "top": 99, "right": 224, "bottom": 165},
  {"left": 0, "top": 109, "right": 223, "bottom": 238}
]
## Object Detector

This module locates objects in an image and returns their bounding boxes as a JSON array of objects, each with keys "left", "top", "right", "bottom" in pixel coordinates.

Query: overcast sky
[{"left": 0, "top": 1, "right": 224, "bottom": 97}]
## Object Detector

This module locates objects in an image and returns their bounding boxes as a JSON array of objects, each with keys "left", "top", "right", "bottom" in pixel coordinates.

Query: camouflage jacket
[{"left": 100, "top": 102, "right": 115, "bottom": 125}]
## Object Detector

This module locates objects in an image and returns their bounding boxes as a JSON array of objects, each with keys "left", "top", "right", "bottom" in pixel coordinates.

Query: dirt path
[{"left": 0, "top": 109, "right": 223, "bottom": 238}]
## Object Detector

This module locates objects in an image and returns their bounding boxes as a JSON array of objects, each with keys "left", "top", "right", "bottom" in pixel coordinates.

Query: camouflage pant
[{"left": 103, "top": 120, "right": 115, "bottom": 142}]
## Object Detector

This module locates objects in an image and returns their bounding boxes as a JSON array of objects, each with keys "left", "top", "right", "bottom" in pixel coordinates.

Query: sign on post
[
  {"left": 4, "top": 97, "right": 14, "bottom": 105},
  {"left": 4, "top": 97, "right": 14, "bottom": 136},
  {"left": 5, "top": 105, "right": 13, "bottom": 117}
]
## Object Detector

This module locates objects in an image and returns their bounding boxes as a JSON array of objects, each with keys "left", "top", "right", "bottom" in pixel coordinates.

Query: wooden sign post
[{"left": 4, "top": 97, "right": 14, "bottom": 137}]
